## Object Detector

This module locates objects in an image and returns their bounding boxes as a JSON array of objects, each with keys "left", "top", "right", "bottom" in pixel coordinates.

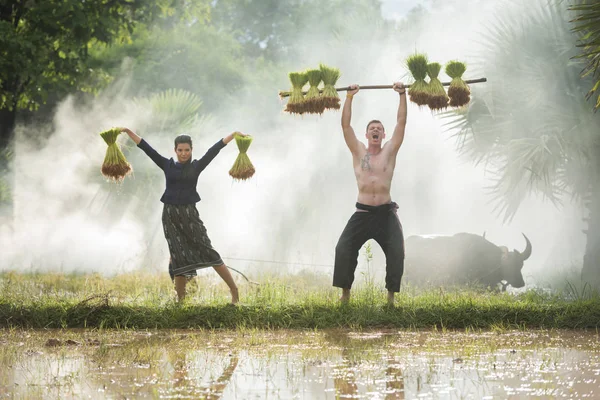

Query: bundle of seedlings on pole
[
  {"left": 284, "top": 72, "right": 309, "bottom": 115},
  {"left": 426, "top": 62, "right": 449, "bottom": 110},
  {"left": 302, "top": 68, "right": 325, "bottom": 114},
  {"left": 278, "top": 70, "right": 487, "bottom": 113},
  {"left": 445, "top": 60, "right": 470, "bottom": 107},
  {"left": 99, "top": 127, "right": 132, "bottom": 182},
  {"left": 406, "top": 53, "right": 430, "bottom": 106},
  {"left": 229, "top": 133, "right": 255, "bottom": 181},
  {"left": 319, "top": 63, "right": 342, "bottom": 110}
]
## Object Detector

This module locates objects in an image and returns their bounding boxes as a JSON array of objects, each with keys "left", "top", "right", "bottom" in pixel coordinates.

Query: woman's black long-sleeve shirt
[{"left": 137, "top": 138, "right": 226, "bottom": 204}]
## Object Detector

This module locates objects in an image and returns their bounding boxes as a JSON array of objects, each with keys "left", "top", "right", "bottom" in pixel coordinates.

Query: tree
[
  {"left": 570, "top": 1, "right": 600, "bottom": 111},
  {"left": 0, "top": 0, "right": 210, "bottom": 214},
  {"left": 1, "top": 0, "right": 152, "bottom": 148},
  {"left": 443, "top": 0, "right": 600, "bottom": 286},
  {"left": 0, "top": 0, "right": 142, "bottom": 214}
]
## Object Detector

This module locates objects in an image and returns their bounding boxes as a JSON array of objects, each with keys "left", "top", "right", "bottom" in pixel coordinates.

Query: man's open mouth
[{"left": 373, "top": 135, "right": 379, "bottom": 140}]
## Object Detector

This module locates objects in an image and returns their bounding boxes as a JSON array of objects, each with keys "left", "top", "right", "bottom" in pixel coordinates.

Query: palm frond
[
  {"left": 569, "top": 1, "right": 600, "bottom": 110},
  {"left": 133, "top": 88, "right": 203, "bottom": 134},
  {"left": 442, "top": 0, "right": 600, "bottom": 221}
]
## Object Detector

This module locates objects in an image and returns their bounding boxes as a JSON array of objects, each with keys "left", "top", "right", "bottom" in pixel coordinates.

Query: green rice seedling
[
  {"left": 284, "top": 72, "right": 309, "bottom": 115},
  {"left": 319, "top": 63, "right": 342, "bottom": 110},
  {"left": 445, "top": 60, "right": 470, "bottom": 107},
  {"left": 406, "top": 53, "right": 430, "bottom": 106},
  {"left": 302, "top": 69, "right": 325, "bottom": 114},
  {"left": 99, "top": 127, "right": 132, "bottom": 182},
  {"left": 426, "top": 62, "right": 449, "bottom": 110},
  {"left": 229, "top": 133, "right": 255, "bottom": 181}
]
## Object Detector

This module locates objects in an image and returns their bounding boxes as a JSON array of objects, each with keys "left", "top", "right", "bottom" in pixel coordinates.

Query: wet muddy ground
[{"left": 0, "top": 329, "right": 598, "bottom": 399}]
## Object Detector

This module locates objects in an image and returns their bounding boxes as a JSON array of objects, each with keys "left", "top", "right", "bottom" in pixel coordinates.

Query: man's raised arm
[
  {"left": 341, "top": 84, "right": 361, "bottom": 154},
  {"left": 388, "top": 82, "right": 407, "bottom": 153}
]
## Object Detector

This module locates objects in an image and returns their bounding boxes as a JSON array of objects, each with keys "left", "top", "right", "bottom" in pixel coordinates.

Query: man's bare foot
[
  {"left": 340, "top": 288, "right": 351, "bottom": 303},
  {"left": 387, "top": 291, "right": 395, "bottom": 306},
  {"left": 230, "top": 287, "right": 239, "bottom": 305}
]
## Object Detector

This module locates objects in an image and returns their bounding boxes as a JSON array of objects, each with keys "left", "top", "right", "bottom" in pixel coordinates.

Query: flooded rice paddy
[{"left": 0, "top": 329, "right": 598, "bottom": 399}]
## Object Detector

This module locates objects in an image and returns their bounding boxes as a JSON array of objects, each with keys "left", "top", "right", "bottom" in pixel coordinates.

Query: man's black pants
[{"left": 333, "top": 202, "right": 405, "bottom": 292}]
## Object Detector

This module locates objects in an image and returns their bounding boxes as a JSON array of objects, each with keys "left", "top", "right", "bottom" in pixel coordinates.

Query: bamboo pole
[{"left": 279, "top": 77, "right": 487, "bottom": 98}]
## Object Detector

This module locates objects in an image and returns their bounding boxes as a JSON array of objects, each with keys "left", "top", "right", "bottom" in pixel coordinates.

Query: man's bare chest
[{"left": 357, "top": 152, "right": 390, "bottom": 174}]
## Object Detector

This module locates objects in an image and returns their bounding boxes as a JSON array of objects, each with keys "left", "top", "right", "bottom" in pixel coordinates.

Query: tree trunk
[
  {"left": 0, "top": 107, "right": 16, "bottom": 150},
  {"left": 0, "top": 107, "right": 16, "bottom": 220},
  {"left": 581, "top": 151, "right": 600, "bottom": 288}
]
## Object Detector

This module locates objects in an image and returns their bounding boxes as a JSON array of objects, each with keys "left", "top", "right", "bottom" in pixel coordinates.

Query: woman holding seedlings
[{"left": 120, "top": 127, "right": 246, "bottom": 304}]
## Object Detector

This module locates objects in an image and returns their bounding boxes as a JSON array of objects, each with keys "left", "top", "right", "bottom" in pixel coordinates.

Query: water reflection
[
  {"left": 168, "top": 348, "right": 238, "bottom": 399},
  {"left": 0, "top": 329, "right": 598, "bottom": 399},
  {"left": 385, "top": 363, "right": 405, "bottom": 399},
  {"left": 324, "top": 330, "right": 405, "bottom": 399}
]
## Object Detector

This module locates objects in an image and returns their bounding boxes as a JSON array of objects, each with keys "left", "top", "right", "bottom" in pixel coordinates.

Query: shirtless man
[{"left": 333, "top": 82, "right": 407, "bottom": 305}]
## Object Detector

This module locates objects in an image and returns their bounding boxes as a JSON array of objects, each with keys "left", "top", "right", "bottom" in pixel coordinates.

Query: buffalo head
[{"left": 498, "top": 233, "right": 532, "bottom": 289}]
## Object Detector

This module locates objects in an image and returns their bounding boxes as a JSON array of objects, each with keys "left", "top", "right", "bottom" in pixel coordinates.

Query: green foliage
[
  {"left": 569, "top": 1, "right": 600, "bottom": 110},
  {"left": 89, "top": 22, "right": 247, "bottom": 112},
  {"left": 1, "top": 0, "right": 388, "bottom": 121},
  {"left": 1, "top": 271, "right": 599, "bottom": 329},
  {"left": 0, "top": 0, "right": 211, "bottom": 118},
  {"left": 132, "top": 89, "right": 203, "bottom": 133},
  {"left": 0, "top": 0, "right": 142, "bottom": 112}
]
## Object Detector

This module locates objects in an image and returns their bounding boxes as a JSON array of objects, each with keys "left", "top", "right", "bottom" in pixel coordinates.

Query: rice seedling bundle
[
  {"left": 406, "top": 53, "right": 430, "bottom": 106},
  {"left": 99, "top": 127, "right": 132, "bottom": 182},
  {"left": 445, "top": 60, "right": 470, "bottom": 107},
  {"left": 319, "top": 63, "right": 341, "bottom": 110},
  {"left": 284, "top": 72, "right": 309, "bottom": 115},
  {"left": 426, "top": 62, "right": 449, "bottom": 110},
  {"left": 278, "top": 59, "right": 486, "bottom": 114},
  {"left": 302, "top": 69, "right": 325, "bottom": 114},
  {"left": 229, "top": 133, "right": 255, "bottom": 181}
]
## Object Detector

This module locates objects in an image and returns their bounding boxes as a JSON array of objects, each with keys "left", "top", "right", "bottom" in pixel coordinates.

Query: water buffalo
[{"left": 403, "top": 233, "right": 532, "bottom": 290}]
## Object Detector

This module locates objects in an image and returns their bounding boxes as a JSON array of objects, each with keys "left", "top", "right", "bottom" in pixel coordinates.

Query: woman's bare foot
[
  {"left": 230, "top": 287, "right": 239, "bottom": 304},
  {"left": 213, "top": 264, "right": 239, "bottom": 304},
  {"left": 174, "top": 276, "right": 187, "bottom": 302}
]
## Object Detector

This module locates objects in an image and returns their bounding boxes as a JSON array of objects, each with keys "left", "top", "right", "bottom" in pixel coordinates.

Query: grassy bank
[{"left": 1, "top": 271, "right": 599, "bottom": 329}]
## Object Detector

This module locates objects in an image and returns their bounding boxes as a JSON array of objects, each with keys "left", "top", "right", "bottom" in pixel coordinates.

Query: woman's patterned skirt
[{"left": 162, "top": 204, "right": 224, "bottom": 279}]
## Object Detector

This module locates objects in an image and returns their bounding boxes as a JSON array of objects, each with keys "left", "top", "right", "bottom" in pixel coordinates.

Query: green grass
[{"left": 0, "top": 271, "right": 599, "bottom": 330}]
